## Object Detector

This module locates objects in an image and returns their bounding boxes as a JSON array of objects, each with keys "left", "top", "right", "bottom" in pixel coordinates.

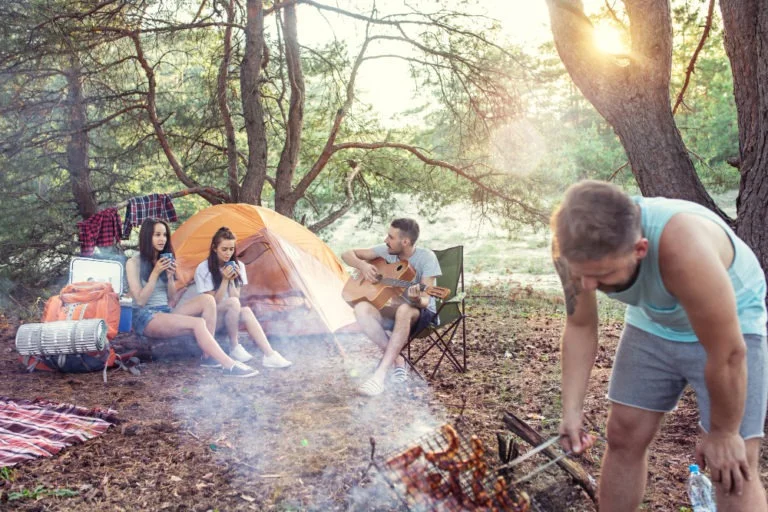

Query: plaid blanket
[{"left": 0, "top": 397, "right": 117, "bottom": 467}]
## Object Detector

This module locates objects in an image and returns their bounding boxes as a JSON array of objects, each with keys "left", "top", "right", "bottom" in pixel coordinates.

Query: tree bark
[
  {"left": 239, "top": 0, "right": 268, "bottom": 205},
  {"left": 218, "top": 0, "right": 240, "bottom": 202},
  {"left": 273, "top": 2, "right": 304, "bottom": 217},
  {"left": 65, "top": 59, "right": 98, "bottom": 220},
  {"left": 131, "top": 32, "right": 224, "bottom": 205},
  {"left": 546, "top": 0, "right": 727, "bottom": 219},
  {"left": 720, "top": 0, "right": 768, "bottom": 272},
  {"left": 307, "top": 162, "right": 361, "bottom": 232}
]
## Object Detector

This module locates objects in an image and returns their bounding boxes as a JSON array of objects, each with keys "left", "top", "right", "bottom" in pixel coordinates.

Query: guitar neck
[
  {"left": 379, "top": 277, "right": 422, "bottom": 289},
  {"left": 371, "top": 276, "right": 448, "bottom": 300}
]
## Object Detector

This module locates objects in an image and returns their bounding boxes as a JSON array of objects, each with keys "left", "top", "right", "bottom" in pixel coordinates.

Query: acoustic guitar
[{"left": 342, "top": 257, "right": 451, "bottom": 309}]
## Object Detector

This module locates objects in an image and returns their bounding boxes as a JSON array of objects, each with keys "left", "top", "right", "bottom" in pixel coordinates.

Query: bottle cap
[{"left": 689, "top": 464, "right": 700, "bottom": 473}]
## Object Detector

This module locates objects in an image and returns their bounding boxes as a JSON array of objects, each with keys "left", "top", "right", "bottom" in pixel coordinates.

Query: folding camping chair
[{"left": 403, "top": 245, "right": 467, "bottom": 380}]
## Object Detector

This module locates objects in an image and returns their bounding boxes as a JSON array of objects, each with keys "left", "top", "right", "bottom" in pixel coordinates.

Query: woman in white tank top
[{"left": 193, "top": 227, "right": 292, "bottom": 369}]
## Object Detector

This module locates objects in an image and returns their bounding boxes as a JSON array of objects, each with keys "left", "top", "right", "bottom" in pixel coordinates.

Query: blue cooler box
[{"left": 118, "top": 298, "right": 133, "bottom": 333}]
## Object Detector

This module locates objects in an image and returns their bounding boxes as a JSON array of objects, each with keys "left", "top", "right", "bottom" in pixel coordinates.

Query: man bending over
[{"left": 551, "top": 180, "right": 767, "bottom": 511}]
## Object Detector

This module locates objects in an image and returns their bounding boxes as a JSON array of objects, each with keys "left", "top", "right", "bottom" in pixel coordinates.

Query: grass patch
[
  {"left": 7, "top": 485, "right": 79, "bottom": 501},
  {"left": 0, "top": 466, "right": 14, "bottom": 482},
  {"left": 468, "top": 281, "right": 626, "bottom": 324},
  {"left": 468, "top": 281, "right": 563, "bottom": 320},
  {"left": 597, "top": 295, "right": 627, "bottom": 323}
]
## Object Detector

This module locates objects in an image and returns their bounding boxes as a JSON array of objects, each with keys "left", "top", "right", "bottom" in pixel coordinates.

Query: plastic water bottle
[{"left": 688, "top": 464, "right": 716, "bottom": 512}]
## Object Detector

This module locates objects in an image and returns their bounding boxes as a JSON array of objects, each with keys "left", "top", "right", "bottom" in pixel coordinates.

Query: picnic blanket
[{"left": 0, "top": 397, "right": 117, "bottom": 467}]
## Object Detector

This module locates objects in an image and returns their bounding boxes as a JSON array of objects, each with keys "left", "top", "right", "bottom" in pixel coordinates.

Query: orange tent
[{"left": 172, "top": 204, "right": 355, "bottom": 337}]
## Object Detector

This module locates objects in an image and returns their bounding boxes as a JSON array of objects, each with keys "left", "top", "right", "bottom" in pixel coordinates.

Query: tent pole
[{"left": 329, "top": 334, "right": 347, "bottom": 361}]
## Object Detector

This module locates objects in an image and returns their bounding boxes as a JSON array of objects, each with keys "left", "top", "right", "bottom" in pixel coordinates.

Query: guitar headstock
[{"left": 426, "top": 286, "right": 451, "bottom": 300}]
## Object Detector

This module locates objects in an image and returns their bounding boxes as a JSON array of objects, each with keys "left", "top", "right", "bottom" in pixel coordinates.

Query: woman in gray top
[{"left": 125, "top": 219, "right": 258, "bottom": 378}]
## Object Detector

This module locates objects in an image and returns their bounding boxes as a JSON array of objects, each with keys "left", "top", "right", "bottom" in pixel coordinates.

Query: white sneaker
[
  {"left": 262, "top": 351, "right": 292, "bottom": 368},
  {"left": 200, "top": 356, "right": 223, "bottom": 369},
  {"left": 230, "top": 344, "right": 254, "bottom": 363},
  {"left": 223, "top": 361, "right": 259, "bottom": 378}
]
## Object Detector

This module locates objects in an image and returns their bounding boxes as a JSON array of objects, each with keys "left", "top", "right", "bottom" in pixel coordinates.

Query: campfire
[{"left": 374, "top": 424, "right": 533, "bottom": 511}]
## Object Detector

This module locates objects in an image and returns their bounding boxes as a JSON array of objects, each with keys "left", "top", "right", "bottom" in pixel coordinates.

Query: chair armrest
[{"left": 433, "top": 292, "right": 466, "bottom": 318}]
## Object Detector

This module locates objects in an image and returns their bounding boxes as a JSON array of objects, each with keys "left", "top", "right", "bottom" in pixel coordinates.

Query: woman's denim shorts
[{"left": 132, "top": 305, "right": 171, "bottom": 336}]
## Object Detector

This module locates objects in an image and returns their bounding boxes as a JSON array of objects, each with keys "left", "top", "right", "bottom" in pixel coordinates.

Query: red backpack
[
  {"left": 20, "top": 282, "right": 137, "bottom": 378},
  {"left": 42, "top": 282, "right": 121, "bottom": 340}
]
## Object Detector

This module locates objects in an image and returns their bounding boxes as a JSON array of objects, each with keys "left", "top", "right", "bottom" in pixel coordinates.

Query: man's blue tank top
[{"left": 606, "top": 196, "right": 767, "bottom": 341}]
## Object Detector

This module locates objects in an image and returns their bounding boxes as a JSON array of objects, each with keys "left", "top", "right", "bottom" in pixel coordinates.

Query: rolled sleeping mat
[{"left": 15, "top": 319, "right": 107, "bottom": 356}]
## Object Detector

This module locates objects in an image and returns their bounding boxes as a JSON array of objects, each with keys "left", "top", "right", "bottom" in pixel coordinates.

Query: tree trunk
[
  {"left": 239, "top": 0, "right": 268, "bottom": 205},
  {"left": 131, "top": 33, "right": 224, "bottom": 204},
  {"left": 65, "top": 59, "right": 97, "bottom": 219},
  {"left": 546, "top": 0, "right": 726, "bottom": 218},
  {"left": 273, "top": 2, "right": 304, "bottom": 217},
  {"left": 218, "top": 0, "right": 239, "bottom": 202},
  {"left": 720, "top": 0, "right": 768, "bottom": 272}
]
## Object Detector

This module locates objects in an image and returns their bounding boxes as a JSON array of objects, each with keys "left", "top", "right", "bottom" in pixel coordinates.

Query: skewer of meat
[
  {"left": 435, "top": 495, "right": 464, "bottom": 512},
  {"left": 445, "top": 468, "right": 466, "bottom": 507},
  {"left": 470, "top": 459, "right": 491, "bottom": 507},
  {"left": 432, "top": 438, "right": 487, "bottom": 473},
  {"left": 512, "top": 490, "right": 532, "bottom": 512},
  {"left": 386, "top": 445, "right": 424, "bottom": 470},
  {"left": 399, "top": 463, "right": 435, "bottom": 497},
  {"left": 468, "top": 435, "right": 490, "bottom": 507},
  {"left": 425, "top": 472, "right": 450, "bottom": 501},
  {"left": 386, "top": 447, "right": 430, "bottom": 506},
  {"left": 470, "top": 436, "right": 485, "bottom": 458},
  {"left": 492, "top": 476, "right": 518, "bottom": 509},
  {"left": 424, "top": 424, "right": 460, "bottom": 464}
]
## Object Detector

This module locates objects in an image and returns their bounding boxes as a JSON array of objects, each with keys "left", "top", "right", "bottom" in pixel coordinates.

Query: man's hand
[
  {"left": 360, "top": 262, "right": 380, "bottom": 283},
  {"left": 696, "top": 431, "right": 750, "bottom": 496},
  {"left": 406, "top": 284, "right": 420, "bottom": 299},
  {"left": 559, "top": 413, "right": 595, "bottom": 454}
]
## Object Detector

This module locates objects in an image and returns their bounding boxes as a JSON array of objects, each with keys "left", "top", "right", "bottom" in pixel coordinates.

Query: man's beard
[{"left": 597, "top": 261, "right": 641, "bottom": 293}]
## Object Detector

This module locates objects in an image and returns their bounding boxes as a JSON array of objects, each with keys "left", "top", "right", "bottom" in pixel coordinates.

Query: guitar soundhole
[{"left": 396, "top": 264, "right": 404, "bottom": 271}]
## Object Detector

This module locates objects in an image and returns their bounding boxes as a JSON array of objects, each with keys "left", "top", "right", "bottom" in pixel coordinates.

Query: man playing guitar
[{"left": 342, "top": 218, "right": 442, "bottom": 396}]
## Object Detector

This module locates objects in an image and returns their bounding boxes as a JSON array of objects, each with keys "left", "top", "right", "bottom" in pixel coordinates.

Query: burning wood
[{"left": 380, "top": 424, "right": 531, "bottom": 511}]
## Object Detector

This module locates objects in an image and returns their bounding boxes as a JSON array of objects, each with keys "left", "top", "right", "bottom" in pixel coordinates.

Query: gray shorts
[{"left": 608, "top": 324, "right": 768, "bottom": 439}]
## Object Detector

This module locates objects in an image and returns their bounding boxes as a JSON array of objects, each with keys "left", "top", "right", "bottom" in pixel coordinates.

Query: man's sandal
[
  {"left": 358, "top": 377, "right": 385, "bottom": 397},
  {"left": 392, "top": 367, "right": 408, "bottom": 384}
]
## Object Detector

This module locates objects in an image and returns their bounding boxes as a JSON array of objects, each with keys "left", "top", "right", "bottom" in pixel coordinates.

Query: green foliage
[
  {"left": 0, "top": 0, "right": 746, "bottom": 310},
  {"left": 0, "top": 466, "right": 14, "bottom": 482},
  {"left": 7, "top": 485, "right": 78, "bottom": 501},
  {"left": 670, "top": 2, "right": 740, "bottom": 191},
  {"left": 520, "top": 0, "right": 739, "bottom": 197},
  {"left": 467, "top": 279, "right": 625, "bottom": 324}
]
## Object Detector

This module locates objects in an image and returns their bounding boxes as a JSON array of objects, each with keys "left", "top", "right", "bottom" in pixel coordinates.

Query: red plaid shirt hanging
[
  {"left": 121, "top": 193, "right": 178, "bottom": 239},
  {"left": 77, "top": 207, "right": 122, "bottom": 256}
]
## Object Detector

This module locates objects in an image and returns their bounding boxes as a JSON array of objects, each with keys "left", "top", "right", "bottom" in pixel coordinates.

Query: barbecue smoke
[{"left": 172, "top": 328, "right": 452, "bottom": 509}]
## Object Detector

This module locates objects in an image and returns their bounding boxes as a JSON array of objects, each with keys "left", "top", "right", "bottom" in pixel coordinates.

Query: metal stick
[
  {"left": 496, "top": 435, "right": 561, "bottom": 471},
  {"left": 513, "top": 451, "right": 573, "bottom": 485},
  {"left": 369, "top": 436, "right": 376, "bottom": 462}
]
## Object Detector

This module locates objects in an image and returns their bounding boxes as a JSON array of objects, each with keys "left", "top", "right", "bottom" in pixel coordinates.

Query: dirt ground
[{"left": 1, "top": 291, "right": 766, "bottom": 511}]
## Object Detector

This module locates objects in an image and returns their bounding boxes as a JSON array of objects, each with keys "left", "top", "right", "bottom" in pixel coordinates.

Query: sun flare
[{"left": 593, "top": 24, "right": 627, "bottom": 55}]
